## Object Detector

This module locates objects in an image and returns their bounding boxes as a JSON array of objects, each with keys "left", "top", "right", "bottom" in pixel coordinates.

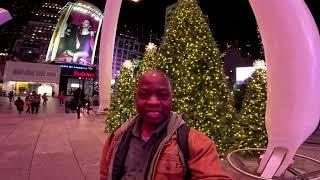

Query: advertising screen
[{"left": 46, "top": 1, "right": 103, "bottom": 66}]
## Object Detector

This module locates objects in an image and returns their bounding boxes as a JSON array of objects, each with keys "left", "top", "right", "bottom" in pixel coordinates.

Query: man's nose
[{"left": 147, "top": 95, "right": 160, "bottom": 105}]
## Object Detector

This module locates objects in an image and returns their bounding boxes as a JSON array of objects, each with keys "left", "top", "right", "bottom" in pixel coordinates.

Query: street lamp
[{"left": 130, "top": 0, "right": 141, "bottom": 3}]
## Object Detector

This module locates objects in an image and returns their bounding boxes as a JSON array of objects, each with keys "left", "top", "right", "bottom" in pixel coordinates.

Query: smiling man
[{"left": 100, "top": 70, "right": 231, "bottom": 180}]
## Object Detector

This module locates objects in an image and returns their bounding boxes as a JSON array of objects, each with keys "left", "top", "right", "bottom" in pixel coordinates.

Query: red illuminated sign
[{"left": 73, "top": 70, "right": 95, "bottom": 78}]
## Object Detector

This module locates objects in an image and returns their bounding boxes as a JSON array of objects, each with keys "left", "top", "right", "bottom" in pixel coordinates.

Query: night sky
[{"left": 1, "top": 0, "right": 320, "bottom": 55}]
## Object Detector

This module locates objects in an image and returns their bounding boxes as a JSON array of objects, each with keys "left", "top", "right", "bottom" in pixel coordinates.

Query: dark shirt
[
  {"left": 121, "top": 118, "right": 168, "bottom": 180},
  {"left": 78, "top": 33, "right": 92, "bottom": 54}
]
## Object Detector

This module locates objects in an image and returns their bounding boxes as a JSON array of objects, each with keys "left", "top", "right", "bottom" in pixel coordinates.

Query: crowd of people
[
  {"left": 9, "top": 88, "right": 91, "bottom": 118},
  {"left": 12, "top": 91, "right": 48, "bottom": 114},
  {"left": 10, "top": 90, "right": 89, "bottom": 118}
]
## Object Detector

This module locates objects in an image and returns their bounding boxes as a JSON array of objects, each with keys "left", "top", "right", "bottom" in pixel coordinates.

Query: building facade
[
  {"left": 13, "top": 2, "right": 64, "bottom": 62},
  {"left": 164, "top": 3, "right": 176, "bottom": 32},
  {"left": 2, "top": 61, "right": 61, "bottom": 96},
  {"left": 112, "top": 34, "right": 146, "bottom": 79}
]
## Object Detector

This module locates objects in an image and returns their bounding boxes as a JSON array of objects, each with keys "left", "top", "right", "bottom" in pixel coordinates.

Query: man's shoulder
[{"left": 188, "top": 127, "right": 214, "bottom": 144}]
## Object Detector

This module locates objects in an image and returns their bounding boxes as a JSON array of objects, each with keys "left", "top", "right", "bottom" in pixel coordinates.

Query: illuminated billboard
[{"left": 46, "top": 1, "right": 103, "bottom": 66}]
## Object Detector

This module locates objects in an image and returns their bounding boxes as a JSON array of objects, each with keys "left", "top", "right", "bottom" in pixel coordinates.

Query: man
[
  {"left": 100, "top": 70, "right": 232, "bottom": 180},
  {"left": 8, "top": 91, "right": 13, "bottom": 103},
  {"left": 29, "top": 91, "right": 39, "bottom": 114}
]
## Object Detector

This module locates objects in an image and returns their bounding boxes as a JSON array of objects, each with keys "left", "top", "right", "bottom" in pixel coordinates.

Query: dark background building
[{"left": 13, "top": 2, "right": 64, "bottom": 62}]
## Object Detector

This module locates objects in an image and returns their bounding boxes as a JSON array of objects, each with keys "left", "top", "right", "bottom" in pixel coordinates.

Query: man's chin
[{"left": 143, "top": 118, "right": 164, "bottom": 126}]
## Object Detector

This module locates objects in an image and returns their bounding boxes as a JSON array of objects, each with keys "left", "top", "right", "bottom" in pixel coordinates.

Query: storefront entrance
[{"left": 59, "top": 64, "right": 96, "bottom": 96}]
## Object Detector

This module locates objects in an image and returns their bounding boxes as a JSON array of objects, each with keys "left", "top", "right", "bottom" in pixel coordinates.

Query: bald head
[
  {"left": 137, "top": 69, "right": 172, "bottom": 92},
  {"left": 135, "top": 69, "right": 173, "bottom": 126}
]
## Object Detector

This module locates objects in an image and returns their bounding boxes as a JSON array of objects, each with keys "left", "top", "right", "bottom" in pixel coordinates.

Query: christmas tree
[
  {"left": 156, "top": 0, "right": 236, "bottom": 156},
  {"left": 257, "top": 26, "right": 265, "bottom": 59},
  {"left": 235, "top": 67, "right": 268, "bottom": 148},
  {"left": 136, "top": 42, "right": 158, "bottom": 78},
  {"left": 106, "top": 61, "right": 136, "bottom": 133}
]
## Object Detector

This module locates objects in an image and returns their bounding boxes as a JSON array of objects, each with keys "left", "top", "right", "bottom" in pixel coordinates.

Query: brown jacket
[{"left": 100, "top": 112, "right": 232, "bottom": 180}]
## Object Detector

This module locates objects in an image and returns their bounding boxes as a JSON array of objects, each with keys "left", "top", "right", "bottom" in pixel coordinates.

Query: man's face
[{"left": 135, "top": 72, "right": 173, "bottom": 126}]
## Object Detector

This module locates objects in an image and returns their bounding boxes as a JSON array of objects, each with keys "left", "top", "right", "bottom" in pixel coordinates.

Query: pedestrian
[
  {"left": 35, "top": 94, "right": 41, "bottom": 113},
  {"left": 85, "top": 97, "right": 91, "bottom": 114},
  {"left": 74, "top": 88, "right": 85, "bottom": 119},
  {"left": 100, "top": 70, "right": 231, "bottom": 180},
  {"left": 42, "top": 93, "right": 48, "bottom": 105},
  {"left": 14, "top": 97, "right": 24, "bottom": 114},
  {"left": 58, "top": 91, "right": 65, "bottom": 105},
  {"left": 8, "top": 91, "right": 13, "bottom": 103},
  {"left": 30, "top": 91, "right": 38, "bottom": 114},
  {"left": 25, "top": 96, "right": 31, "bottom": 113},
  {"left": 52, "top": 90, "right": 55, "bottom": 98}
]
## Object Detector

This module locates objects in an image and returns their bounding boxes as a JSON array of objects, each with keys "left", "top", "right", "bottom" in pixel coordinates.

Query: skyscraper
[
  {"left": 164, "top": 3, "right": 176, "bottom": 32},
  {"left": 13, "top": 2, "right": 64, "bottom": 62}
]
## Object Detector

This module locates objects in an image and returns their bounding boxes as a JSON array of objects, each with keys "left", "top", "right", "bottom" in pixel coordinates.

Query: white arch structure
[
  {"left": 0, "top": 8, "right": 12, "bottom": 26},
  {"left": 98, "top": 0, "right": 320, "bottom": 178}
]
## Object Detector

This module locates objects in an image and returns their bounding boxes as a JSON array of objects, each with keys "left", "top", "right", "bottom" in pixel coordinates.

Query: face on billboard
[{"left": 46, "top": 3, "right": 102, "bottom": 66}]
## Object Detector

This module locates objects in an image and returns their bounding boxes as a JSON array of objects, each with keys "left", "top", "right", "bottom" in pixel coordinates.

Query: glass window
[
  {"left": 129, "top": 42, "right": 134, "bottom": 50},
  {"left": 123, "top": 51, "right": 128, "bottom": 59},
  {"left": 117, "top": 50, "right": 122, "bottom": 57},
  {"left": 128, "top": 52, "right": 133, "bottom": 59},
  {"left": 139, "top": 44, "right": 145, "bottom": 53},
  {"left": 83, "top": 79, "right": 94, "bottom": 96},
  {"left": 119, "top": 40, "right": 123, "bottom": 48},
  {"left": 124, "top": 40, "right": 129, "bottom": 49},
  {"left": 134, "top": 44, "right": 139, "bottom": 51}
]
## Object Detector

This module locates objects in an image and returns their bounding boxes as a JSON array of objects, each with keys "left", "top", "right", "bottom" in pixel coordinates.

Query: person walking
[
  {"left": 100, "top": 70, "right": 231, "bottom": 180},
  {"left": 14, "top": 97, "right": 24, "bottom": 114},
  {"left": 35, "top": 94, "right": 41, "bottom": 113},
  {"left": 25, "top": 96, "right": 31, "bottom": 113},
  {"left": 42, "top": 93, "right": 48, "bottom": 105},
  {"left": 74, "top": 88, "right": 85, "bottom": 119},
  {"left": 58, "top": 91, "right": 65, "bottom": 105},
  {"left": 8, "top": 91, "right": 13, "bottom": 103},
  {"left": 30, "top": 91, "right": 37, "bottom": 114}
]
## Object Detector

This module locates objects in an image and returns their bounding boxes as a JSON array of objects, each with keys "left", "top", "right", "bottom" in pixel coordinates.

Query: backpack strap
[{"left": 177, "top": 123, "right": 191, "bottom": 180}]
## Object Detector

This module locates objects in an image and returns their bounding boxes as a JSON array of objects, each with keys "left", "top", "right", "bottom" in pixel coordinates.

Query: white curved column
[
  {"left": 0, "top": 8, "right": 12, "bottom": 25},
  {"left": 98, "top": 0, "right": 123, "bottom": 113},
  {"left": 249, "top": 0, "right": 320, "bottom": 178}
]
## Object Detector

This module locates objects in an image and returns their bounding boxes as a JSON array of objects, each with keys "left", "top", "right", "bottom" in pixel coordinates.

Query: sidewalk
[{"left": 0, "top": 97, "right": 107, "bottom": 180}]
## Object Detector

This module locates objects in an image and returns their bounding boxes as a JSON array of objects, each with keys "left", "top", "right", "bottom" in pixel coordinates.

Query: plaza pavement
[
  {"left": 0, "top": 97, "right": 107, "bottom": 180},
  {"left": 0, "top": 96, "right": 319, "bottom": 180}
]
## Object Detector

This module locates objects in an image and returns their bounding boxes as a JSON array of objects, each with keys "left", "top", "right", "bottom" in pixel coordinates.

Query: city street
[{"left": 0, "top": 96, "right": 107, "bottom": 180}]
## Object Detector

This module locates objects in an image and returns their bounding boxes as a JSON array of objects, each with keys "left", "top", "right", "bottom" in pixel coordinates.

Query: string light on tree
[
  {"left": 253, "top": 59, "right": 266, "bottom": 69},
  {"left": 156, "top": 0, "right": 236, "bottom": 156},
  {"left": 234, "top": 68, "right": 268, "bottom": 149},
  {"left": 136, "top": 42, "right": 158, "bottom": 78},
  {"left": 106, "top": 63, "right": 136, "bottom": 133},
  {"left": 123, "top": 60, "right": 133, "bottom": 69},
  {"left": 146, "top": 42, "right": 157, "bottom": 52}
]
